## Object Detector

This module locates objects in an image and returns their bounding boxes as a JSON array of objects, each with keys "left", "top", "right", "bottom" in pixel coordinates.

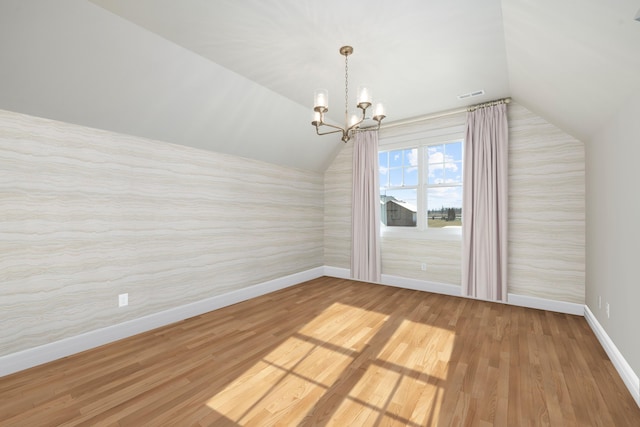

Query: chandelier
[{"left": 312, "top": 46, "right": 386, "bottom": 143}]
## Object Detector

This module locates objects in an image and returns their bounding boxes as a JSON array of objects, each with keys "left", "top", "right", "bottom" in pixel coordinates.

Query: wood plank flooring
[{"left": 1, "top": 277, "right": 638, "bottom": 426}]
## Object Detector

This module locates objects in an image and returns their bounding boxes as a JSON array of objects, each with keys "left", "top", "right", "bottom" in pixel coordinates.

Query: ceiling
[{"left": 1, "top": 0, "right": 639, "bottom": 172}]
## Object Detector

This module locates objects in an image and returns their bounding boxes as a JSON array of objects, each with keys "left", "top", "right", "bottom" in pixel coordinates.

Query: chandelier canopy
[{"left": 312, "top": 46, "right": 386, "bottom": 143}]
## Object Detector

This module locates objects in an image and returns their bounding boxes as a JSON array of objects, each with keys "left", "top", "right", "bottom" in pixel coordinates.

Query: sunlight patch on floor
[
  {"left": 328, "top": 318, "right": 454, "bottom": 426},
  {"left": 205, "top": 302, "right": 389, "bottom": 424},
  {"left": 204, "top": 303, "right": 456, "bottom": 425}
]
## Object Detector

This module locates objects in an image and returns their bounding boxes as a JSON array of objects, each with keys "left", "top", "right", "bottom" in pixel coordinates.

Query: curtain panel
[
  {"left": 351, "top": 131, "right": 381, "bottom": 282},
  {"left": 462, "top": 104, "right": 508, "bottom": 301}
]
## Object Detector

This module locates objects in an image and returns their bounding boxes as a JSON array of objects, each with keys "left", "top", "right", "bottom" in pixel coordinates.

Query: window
[{"left": 379, "top": 140, "right": 463, "bottom": 231}]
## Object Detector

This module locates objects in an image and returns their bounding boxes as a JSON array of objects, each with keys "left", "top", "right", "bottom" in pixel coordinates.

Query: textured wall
[
  {"left": 323, "top": 103, "right": 585, "bottom": 303},
  {"left": 0, "top": 109, "right": 324, "bottom": 357},
  {"left": 323, "top": 142, "right": 352, "bottom": 269},
  {"left": 380, "top": 236, "right": 461, "bottom": 284},
  {"left": 508, "top": 103, "right": 585, "bottom": 303}
]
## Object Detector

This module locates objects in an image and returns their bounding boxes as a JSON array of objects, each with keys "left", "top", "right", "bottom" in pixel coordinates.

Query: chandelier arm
[
  {"left": 314, "top": 125, "right": 344, "bottom": 136},
  {"left": 318, "top": 121, "right": 346, "bottom": 132}
]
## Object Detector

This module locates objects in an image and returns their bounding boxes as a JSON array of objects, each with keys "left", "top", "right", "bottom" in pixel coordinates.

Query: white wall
[
  {"left": 0, "top": 109, "right": 324, "bottom": 357},
  {"left": 587, "top": 92, "right": 640, "bottom": 377}
]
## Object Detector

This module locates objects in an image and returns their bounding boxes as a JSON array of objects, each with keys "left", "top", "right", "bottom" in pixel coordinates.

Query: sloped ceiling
[
  {"left": 502, "top": 0, "right": 640, "bottom": 137},
  {"left": 1, "top": 0, "right": 639, "bottom": 171}
]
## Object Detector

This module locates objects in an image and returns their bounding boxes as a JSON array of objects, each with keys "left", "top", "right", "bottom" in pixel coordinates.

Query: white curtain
[
  {"left": 351, "top": 131, "right": 381, "bottom": 282},
  {"left": 462, "top": 104, "right": 508, "bottom": 301}
]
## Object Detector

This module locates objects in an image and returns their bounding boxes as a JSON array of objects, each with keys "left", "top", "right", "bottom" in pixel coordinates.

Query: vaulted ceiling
[{"left": 1, "top": 0, "right": 639, "bottom": 171}]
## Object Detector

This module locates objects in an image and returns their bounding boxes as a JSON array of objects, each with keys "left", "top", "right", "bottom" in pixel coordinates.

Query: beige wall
[
  {"left": 324, "top": 103, "right": 585, "bottom": 303},
  {"left": 323, "top": 142, "right": 352, "bottom": 269},
  {"left": 0, "top": 109, "right": 324, "bottom": 357},
  {"left": 508, "top": 103, "right": 585, "bottom": 303}
]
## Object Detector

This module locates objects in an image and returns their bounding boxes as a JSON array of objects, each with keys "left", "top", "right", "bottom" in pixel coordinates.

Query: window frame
[{"left": 379, "top": 130, "right": 464, "bottom": 241}]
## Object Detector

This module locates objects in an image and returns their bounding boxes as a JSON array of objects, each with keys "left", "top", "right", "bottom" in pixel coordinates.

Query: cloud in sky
[
  {"left": 428, "top": 143, "right": 462, "bottom": 183},
  {"left": 406, "top": 148, "right": 418, "bottom": 166}
]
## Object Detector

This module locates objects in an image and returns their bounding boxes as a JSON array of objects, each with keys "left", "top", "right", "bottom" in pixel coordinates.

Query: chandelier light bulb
[
  {"left": 373, "top": 101, "right": 386, "bottom": 121},
  {"left": 357, "top": 86, "right": 371, "bottom": 107},
  {"left": 311, "top": 111, "right": 322, "bottom": 126},
  {"left": 349, "top": 113, "right": 359, "bottom": 127},
  {"left": 314, "top": 89, "right": 328, "bottom": 111}
]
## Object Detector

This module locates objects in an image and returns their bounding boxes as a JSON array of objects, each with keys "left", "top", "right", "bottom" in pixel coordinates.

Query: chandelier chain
[{"left": 344, "top": 54, "right": 349, "bottom": 123}]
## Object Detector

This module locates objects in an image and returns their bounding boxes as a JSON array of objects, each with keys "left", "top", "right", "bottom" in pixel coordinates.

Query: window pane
[
  {"left": 428, "top": 166, "right": 444, "bottom": 185},
  {"left": 427, "top": 186, "right": 462, "bottom": 228},
  {"left": 378, "top": 151, "right": 388, "bottom": 168},
  {"left": 389, "top": 168, "right": 403, "bottom": 187},
  {"left": 389, "top": 150, "right": 403, "bottom": 167},
  {"left": 445, "top": 141, "right": 462, "bottom": 162},
  {"left": 428, "top": 145, "right": 444, "bottom": 164},
  {"left": 379, "top": 153, "right": 389, "bottom": 187},
  {"left": 380, "top": 188, "right": 417, "bottom": 227},
  {"left": 404, "top": 166, "right": 418, "bottom": 186},
  {"left": 443, "top": 141, "right": 462, "bottom": 183},
  {"left": 444, "top": 160, "right": 463, "bottom": 182},
  {"left": 404, "top": 148, "right": 418, "bottom": 167}
]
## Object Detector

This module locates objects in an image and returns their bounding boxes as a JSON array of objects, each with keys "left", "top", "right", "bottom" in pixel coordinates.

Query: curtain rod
[{"left": 375, "top": 97, "right": 511, "bottom": 130}]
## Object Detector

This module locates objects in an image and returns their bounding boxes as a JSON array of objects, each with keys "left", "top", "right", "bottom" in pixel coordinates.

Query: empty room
[{"left": 1, "top": 0, "right": 640, "bottom": 425}]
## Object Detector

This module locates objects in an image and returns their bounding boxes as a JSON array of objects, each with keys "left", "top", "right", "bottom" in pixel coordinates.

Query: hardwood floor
[{"left": 1, "top": 277, "right": 638, "bottom": 426}]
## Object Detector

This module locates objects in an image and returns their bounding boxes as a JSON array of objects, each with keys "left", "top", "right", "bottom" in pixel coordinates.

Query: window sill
[{"left": 380, "top": 226, "right": 462, "bottom": 241}]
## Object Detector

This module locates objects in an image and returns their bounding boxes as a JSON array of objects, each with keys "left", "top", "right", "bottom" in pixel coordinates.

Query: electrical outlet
[
  {"left": 119, "top": 293, "right": 128, "bottom": 307},
  {"left": 606, "top": 302, "right": 610, "bottom": 318},
  {"left": 420, "top": 263, "right": 427, "bottom": 271}
]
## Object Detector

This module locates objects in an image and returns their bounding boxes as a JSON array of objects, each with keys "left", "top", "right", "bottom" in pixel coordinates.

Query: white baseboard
[
  {"left": 323, "top": 266, "right": 582, "bottom": 315},
  {"left": 380, "top": 273, "right": 461, "bottom": 296},
  {"left": 323, "top": 266, "right": 460, "bottom": 296},
  {"left": 323, "top": 265, "right": 351, "bottom": 279},
  {"left": 584, "top": 306, "right": 640, "bottom": 408},
  {"left": 507, "top": 293, "right": 585, "bottom": 316},
  {"left": 0, "top": 267, "right": 324, "bottom": 378},
  {"left": 323, "top": 267, "right": 460, "bottom": 296}
]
